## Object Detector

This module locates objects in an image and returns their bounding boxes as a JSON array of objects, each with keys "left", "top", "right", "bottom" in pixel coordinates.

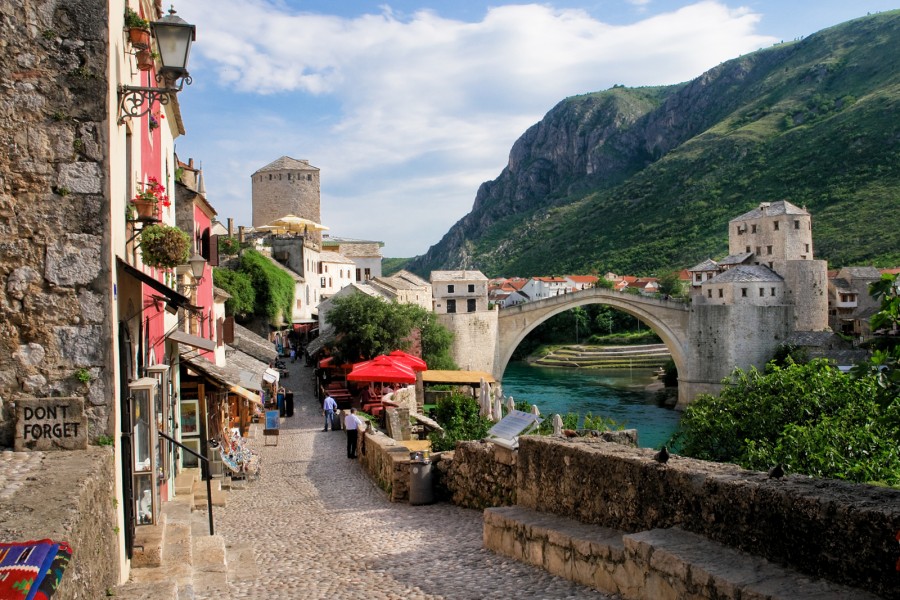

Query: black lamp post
[{"left": 118, "top": 6, "right": 196, "bottom": 122}]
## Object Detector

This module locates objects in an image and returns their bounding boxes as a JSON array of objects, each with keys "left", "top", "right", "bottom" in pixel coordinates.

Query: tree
[
  {"left": 656, "top": 271, "right": 684, "bottom": 298},
  {"left": 851, "top": 272, "right": 900, "bottom": 407},
  {"left": 671, "top": 359, "right": 900, "bottom": 486},
  {"left": 326, "top": 293, "right": 415, "bottom": 364}
]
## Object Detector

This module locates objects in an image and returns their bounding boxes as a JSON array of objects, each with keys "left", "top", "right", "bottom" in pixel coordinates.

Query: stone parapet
[
  {"left": 484, "top": 506, "right": 881, "bottom": 600},
  {"left": 0, "top": 448, "right": 118, "bottom": 600},
  {"left": 433, "top": 441, "right": 517, "bottom": 509},
  {"left": 358, "top": 430, "right": 411, "bottom": 502},
  {"left": 515, "top": 436, "right": 900, "bottom": 598}
]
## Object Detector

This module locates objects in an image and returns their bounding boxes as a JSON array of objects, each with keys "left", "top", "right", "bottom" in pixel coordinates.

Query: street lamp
[
  {"left": 188, "top": 253, "right": 207, "bottom": 281},
  {"left": 118, "top": 6, "right": 196, "bottom": 123}
]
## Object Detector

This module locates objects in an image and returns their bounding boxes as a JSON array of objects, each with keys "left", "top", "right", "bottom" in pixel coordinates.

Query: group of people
[{"left": 322, "top": 394, "right": 364, "bottom": 459}]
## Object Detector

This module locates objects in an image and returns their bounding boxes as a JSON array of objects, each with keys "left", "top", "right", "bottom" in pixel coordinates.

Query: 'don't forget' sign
[{"left": 15, "top": 397, "right": 88, "bottom": 451}]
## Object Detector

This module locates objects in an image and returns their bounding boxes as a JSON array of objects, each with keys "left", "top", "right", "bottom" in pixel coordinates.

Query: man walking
[
  {"left": 322, "top": 394, "right": 338, "bottom": 431},
  {"left": 344, "top": 408, "right": 363, "bottom": 458}
]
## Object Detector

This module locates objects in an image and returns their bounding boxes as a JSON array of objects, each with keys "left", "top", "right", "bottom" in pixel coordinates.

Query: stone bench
[{"left": 483, "top": 506, "right": 879, "bottom": 600}]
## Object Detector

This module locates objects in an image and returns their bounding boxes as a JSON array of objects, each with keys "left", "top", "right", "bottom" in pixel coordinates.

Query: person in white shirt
[
  {"left": 322, "top": 395, "right": 338, "bottom": 431},
  {"left": 344, "top": 407, "right": 363, "bottom": 458}
]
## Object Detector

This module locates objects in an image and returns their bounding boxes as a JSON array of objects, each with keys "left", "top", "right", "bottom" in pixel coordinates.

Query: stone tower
[{"left": 251, "top": 156, "right": 321, "bottom": 228}]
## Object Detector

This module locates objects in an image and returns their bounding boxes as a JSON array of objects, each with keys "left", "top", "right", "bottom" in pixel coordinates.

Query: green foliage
[
  {"left": 139, "top": 224, "right": 191, "bottom": 269},
  {"left": 217, "top": 236, "right": 244, "bottom": 256},
  {"left": 868, "top": 273, "right": 900, "bottom": 332},
  {"left": 671, "top": 359, "right": 900, "bottom": 486},
  {"left": 656, "top": 271, "right": 684, "bottom": 298},
  {"left": 382, "top": 257, "right": 412, "bottom": 276},
  {"left": 327, "top": 293, "right": 455, "bottom": 368},
  {"left": 124, "top": 7, "right": 149, "bottom": 29},
  {"left": 212, "top": 267, "right": 256, "bottom": 318},
  {"left": 770, "top": 343, "right": 809, "bottom": 367},
  {"left": 96, "top": 435, "right": 114, "bottom": 447},
  {"left": 74, "top": 368, "right": 91, "bottom": 384},
  {"left": 661, "top": 359, "right": 678, "bottom": 387},
  {"left": 428, "top": 393, "right": 493, "bottom": 451},
  {"left": 239, "top": 250, "right": 295, "bottom": 326}
]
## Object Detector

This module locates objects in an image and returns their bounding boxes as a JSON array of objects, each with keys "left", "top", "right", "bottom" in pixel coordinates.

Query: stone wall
[
  {"left": 433, "top": 441, "right": 517, "bottom": 509},
  {"left": 515, "top": 436, "right": 900, "bottom": 598},
  {"left": 0, "top": 448, "right": 118, "bottom": 599},
  {"left": 358, "top": 429, "right": 410, "bottom": 502},
  {"left": 0, "top": 0, "right": 113, "bottom": 446},
  {"left": 251, "top": 164, "right": 321, "bottom": 229},
  {"left": 437, "top": 309, "right": 498, "bottom": 373}
]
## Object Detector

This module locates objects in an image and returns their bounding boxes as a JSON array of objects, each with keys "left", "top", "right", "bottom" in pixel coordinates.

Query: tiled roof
[
  {"left": 431, "top": 270, "right": 488, "bottom": 282},
  {"left": 718, "top": 252, "right": 754, "bottom": 266},
  {"left": 232, "top": 323, "right": 278, "bottom": 364},
  {"left": 730, "top": 200, "right": 807, "bottom": 222},
  {"left": 707, "top": 265, "right": 783, "bottom": 284},
  {"left": 253, "top": 156, "right": 319, "bottom": 174},
  {"left": 830, "top": 278, "right": 852, "bottom": 293},
  {"left": 838, "top": 266, "right": 881, "bottom": 280},
  {"left": 321, "top": 235, "right": 383, "bottom": 246},
  {"left": 567, "top": 275, "right": 599, "bottom": 284},
  {"left": 319, "top": 251, "right": 356, "bottom": 265}
]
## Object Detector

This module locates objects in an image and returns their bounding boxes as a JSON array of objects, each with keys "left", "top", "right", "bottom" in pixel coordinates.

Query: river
[{"left": 500, "top": 361, "right": 682, "bottom": 449}]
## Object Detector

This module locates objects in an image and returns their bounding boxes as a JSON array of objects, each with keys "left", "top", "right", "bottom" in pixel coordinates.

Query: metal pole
[{"left": 203, "top": 459, "right": 214, "bottom": 535}]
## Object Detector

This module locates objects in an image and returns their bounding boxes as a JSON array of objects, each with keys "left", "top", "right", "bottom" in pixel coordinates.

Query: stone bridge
[{"left": 496, "top": 288, "right": 694, "bottom": 404}]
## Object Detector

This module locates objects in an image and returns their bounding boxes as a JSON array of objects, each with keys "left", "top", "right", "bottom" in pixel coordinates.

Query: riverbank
[{"left": 530, "top": 343, "right": 671, "bottom": 370}]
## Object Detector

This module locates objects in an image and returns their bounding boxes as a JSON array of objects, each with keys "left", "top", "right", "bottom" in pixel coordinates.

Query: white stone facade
[
  {"left": 431, "top": 270, "right": 490, "bottom": 315},
  {"left": 729, "top": 201, "right": 814, "bottom": 263},
  {"left": 438, "top": 309, "right": 499, "bottom": 373},
  {"left": 251, "top": 156, "right": 321, "bottom": 229}
]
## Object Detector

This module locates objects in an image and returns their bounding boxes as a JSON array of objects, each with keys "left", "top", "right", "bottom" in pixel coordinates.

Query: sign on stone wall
[{"left": 15, "top": 397, "right": 87, "bottom": 451}]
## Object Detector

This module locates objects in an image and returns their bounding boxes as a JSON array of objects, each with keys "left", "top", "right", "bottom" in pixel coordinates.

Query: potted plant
[
  {"left": 124, "top": 7, "right": 151, "bottom": 49},
  {"left": 139, "top": 224, "right": 191, "bottom": 269},
  {"left": 135, "top": 49, "right": 157, "bottom": 72},
  {"left": 131, "top": 176, "right": 170, "bottom": 219},
  {"left": 148, "top": 111, "right": 164, "bottom": 132}
]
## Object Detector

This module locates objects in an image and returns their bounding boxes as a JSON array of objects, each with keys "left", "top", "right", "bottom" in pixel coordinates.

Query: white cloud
[{"left": 175, "top": 2, "right": 775, "bottom": 256}]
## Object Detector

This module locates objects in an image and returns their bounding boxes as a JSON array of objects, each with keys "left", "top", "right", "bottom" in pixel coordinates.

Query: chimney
[
  {"left": 189, "top": 158, "right": 194, "bottom": 168},
  {"left": 227, "top": 218, "right": 234, "bottom": 237},
  {"left": 238, "top": 225, "right": 244, "bottom": 243}
]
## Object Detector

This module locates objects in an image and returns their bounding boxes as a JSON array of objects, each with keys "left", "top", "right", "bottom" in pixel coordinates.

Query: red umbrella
[
  {"left": 388, "top": 350, "right": 427, "bottom": 372},
  {"left": 347, "top": 355, "right": 417, "bottom": 384}
]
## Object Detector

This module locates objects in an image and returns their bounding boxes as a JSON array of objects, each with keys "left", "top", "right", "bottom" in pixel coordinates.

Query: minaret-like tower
[{"left": 251, "top": 156, "right": 321, "bottom": 229}]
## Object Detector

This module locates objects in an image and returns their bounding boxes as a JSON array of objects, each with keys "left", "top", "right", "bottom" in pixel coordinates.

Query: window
[
  {"left": 694, "top": 273, "right": 702, "bottom": 282},
  {"left": 288, "top": 174, "right": 292, "bottom": 180},
  {"left": 805, "top": 244, "right": 810, "bottom": 252},
  {"left": 774, "top": 221, "right": 779, "bottom": 231},
  {"left": 736, "top": 226, "right": 743, "bottom": 235},
  {"left": 329, "top": 278, "right": 332, "bottom": 287},
  {"left": 751, "top": 224, "right": 757, "bottom": 233},
  {"left": 467, "top": 298, "right": 476, "bottom": 312},
  {"left": 468, "top": 284, "right": 475, "bottom": 293},
  {"left": 759, "top": 288, "right": 765, "bottom": 297},
  {"left": 707, "top": 289, "right": 712, "bottom": 299},
  {"left": 448, "top": 284, "right": 455, "bottom": 294},
  {"left": 794, "top": 220, "right": 800, "bottom": 229},
  {"left": 746, "top": 246, "right": 751, "bottom": 253},
  {"left": 718, "top": 289, "right": 723, "bottom": 298},
  {"left": 307, "top": 174, "right": 312, "bottom": 181},
  {"left": 741, "top": 288, "right": 747, "bottom": 297},
  {"left": 771, "top": 288, "right": 776, "bottom": 296},
  {"left": 755, "top": 246, "right": 761, "bottom": 255},
  {"left": 320, "top": 277, "right": 326, "bottom": 288},
  {"left": 767, "top": 245, "right": 772, "bottom": 255},
  {"left": 364, "top": 268, "right": 371, "bottom": 280},
  {"left": 446, "top": 299, "right": 456, "bottom": 313},
  {"left": 356, "top": 268, "right": 361, "bottom": 281}
]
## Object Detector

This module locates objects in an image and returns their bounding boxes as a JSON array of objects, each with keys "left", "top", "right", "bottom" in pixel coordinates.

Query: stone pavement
[{"left": 203, "top": 360, "right": 614, "bottom": 599}]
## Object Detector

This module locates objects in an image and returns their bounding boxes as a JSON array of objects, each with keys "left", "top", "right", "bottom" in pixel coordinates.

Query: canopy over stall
[
  {"left": 387, "top": 350, "right": 427, "bottom": 372},
  {"left": 348, "top": 355, "right": 416, "bottom": 384}
]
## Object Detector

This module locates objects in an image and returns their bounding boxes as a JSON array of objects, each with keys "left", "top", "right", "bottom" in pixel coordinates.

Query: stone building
[
  {"left": 251, "top": 156, "right": 321, "bottom": 232},
  {"left": 431, "top": 271, "right": 497, "bottom": 373},
  {"left": 431, "top": 270, "right": 490, "bottom": 315},
  {"left": 321, "top": 235, "right": 384, "bottom": 282},
  {"left": 827, "top": 266, "right": 883, "bottom": 337},
  {"left": 370, "top": 270, "right": 433, "bottom": 310}
]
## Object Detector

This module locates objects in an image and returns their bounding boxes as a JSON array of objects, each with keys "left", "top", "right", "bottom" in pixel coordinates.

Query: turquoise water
[{"left": 500, "top": 361, "right": 681, "bottom": 449}]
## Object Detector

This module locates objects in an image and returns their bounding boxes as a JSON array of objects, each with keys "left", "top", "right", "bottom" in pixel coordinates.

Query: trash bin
[
  {"left": 409, "top": 458, "right": 434, "bottom": 505},
  {"left": 285, "top": 392, "right": 294, "bottom": 417}
]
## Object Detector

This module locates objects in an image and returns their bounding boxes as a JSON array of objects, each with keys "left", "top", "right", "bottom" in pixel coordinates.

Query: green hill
[{"left": 406, "top": 10, "right": 900, "bottom": 277}]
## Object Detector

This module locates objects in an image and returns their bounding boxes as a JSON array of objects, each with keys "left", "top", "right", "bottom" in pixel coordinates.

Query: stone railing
[
  {"left": 358, "top": 429, "right": 411, "bottom": 502},
  {"left": 434, "top": 441, "right": 517, "bottom": 509},
  {"left": 515, "top": 437, "right": 900, "bottom": 599},
  {"left": 0, "top": 448, "right": 119, "bottom": 600}
]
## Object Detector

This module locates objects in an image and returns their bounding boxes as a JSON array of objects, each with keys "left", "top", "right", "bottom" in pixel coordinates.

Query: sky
[{"left": 173, "top": 1, "right": 898, "bottom": 258}]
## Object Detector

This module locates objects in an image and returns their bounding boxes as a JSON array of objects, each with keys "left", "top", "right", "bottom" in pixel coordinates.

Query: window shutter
[
  {"left": 223, "top": 316, "right": 234, "bottom": 343},
  {"left": 209, "top": 233, "right": 219, "bottom": 266}
]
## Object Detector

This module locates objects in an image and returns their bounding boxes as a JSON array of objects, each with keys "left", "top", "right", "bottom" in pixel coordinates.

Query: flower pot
[
  {"left": 131, "top": 199, "right": 157, "bottom": 220},
  {"left": 128, "top": 27, "right": 151, "bottom": 49},
  {"left": 136, "top": 49, "right": 154, "bottom": 72}
]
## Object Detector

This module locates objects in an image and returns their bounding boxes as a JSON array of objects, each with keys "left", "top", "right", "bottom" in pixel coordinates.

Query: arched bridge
[{"left": 496, "top": 288, "right": 691, "bottom": 394}]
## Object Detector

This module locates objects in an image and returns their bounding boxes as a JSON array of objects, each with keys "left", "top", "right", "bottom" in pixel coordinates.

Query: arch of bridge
[{"left": 495, "top": 287, "right": 691, "bottom": 380}]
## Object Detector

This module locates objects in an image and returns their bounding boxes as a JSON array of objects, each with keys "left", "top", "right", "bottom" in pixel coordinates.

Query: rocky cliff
[{"left": 408, "top": 10, "right": 900, "bottom": 277}]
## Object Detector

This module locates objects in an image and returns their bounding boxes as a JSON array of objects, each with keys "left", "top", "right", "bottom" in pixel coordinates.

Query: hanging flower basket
[
  {"left": 136, "top": 49, "right": 155, "bottom": 71},
  {"left": 131, "top": 198, "right": 157, "bottom": 220},
  {"left": 128, "top": 27, "right": 151, "bottom": 49},
  {"left": 139, "top": 224, "right": 191, "bottom": 269},
  {"left": 130, "top": 176, "right": 170, "bottom": 221}
]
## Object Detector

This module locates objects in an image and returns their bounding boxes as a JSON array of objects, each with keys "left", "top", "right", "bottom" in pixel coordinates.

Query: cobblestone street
[{"left": 205, "top": 361, "right": 611, "bottom": 599}]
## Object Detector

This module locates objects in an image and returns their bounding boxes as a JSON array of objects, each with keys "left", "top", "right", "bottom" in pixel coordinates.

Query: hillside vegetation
[{"left": 406, "top": 10, "right": 900, "bottom": 277}]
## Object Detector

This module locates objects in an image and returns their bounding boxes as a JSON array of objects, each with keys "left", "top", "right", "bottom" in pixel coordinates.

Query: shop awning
[
  {"left": 168, "top": 329, "right": 216, "bottom": 352},
  {"left": 118, "top": 258, "right": 191, "bottom": 309},
  {"left": 183, "top": 356, "right": 264, "bottom": 406},
  {"left": 229, "top": 384, "right": 262, "bottom": 406},
  {"left": 263, "top": 368, "right": 280, "bottom": 384},
  {"left": 422, "top": 370, "right": 497, "bottom": 385},
  {"left": 305, "top": 330, "right": 334, "bottom": 357}
]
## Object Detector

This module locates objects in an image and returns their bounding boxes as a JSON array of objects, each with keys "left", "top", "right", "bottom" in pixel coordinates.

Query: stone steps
[
  {"left": 483, "top": 506, "right": 880, "bottom": 600},
  {"left": 114, "top": 470, "right": 232, "bottom": 599}
]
